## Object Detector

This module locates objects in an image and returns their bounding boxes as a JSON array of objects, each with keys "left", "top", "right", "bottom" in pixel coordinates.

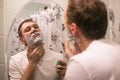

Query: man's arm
[
  {"left": 9, "top": 57, "right": 37, "bottom": 80},
  {"left": 20, "top": 62, "right": 37, "bottom": 80},
  {"left": 21, "top": 45, "right": 45, "bottom": 80}
]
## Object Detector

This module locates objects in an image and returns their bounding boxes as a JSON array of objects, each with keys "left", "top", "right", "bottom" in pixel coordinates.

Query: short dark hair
[
  {"left": 66, "top": 0, "right": 108, "bottom": 39},
  {"left": 18, "top": 18, "right": 35, "bottom": 37}
]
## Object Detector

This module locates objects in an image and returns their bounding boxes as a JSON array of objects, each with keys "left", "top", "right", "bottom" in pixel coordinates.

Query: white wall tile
[
  {"left": 3, "top": 0, "right": 31, "bottom": 36},
  {"left": 4, "top": 0, "right": 30, "bottom": 10},
  {"left": 0, "top": 64, "right": 5, "bottom": 80},
  {"left": 0, "top": 0, "right": 3, "bottom": 8},
  {"left": 0, "top": 8, "right": 4, "bottom": 35},
  {"left": 4, "top": 8, "right": 19, "bottom": 35},
  {"left": 0, "top": 36, "right": 4, "bottom": 64}
]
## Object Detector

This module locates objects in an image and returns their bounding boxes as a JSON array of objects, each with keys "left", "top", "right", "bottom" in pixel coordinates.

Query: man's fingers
[
  {"left": 56, "top": 69, "right": 65, "bottom": 74},
  {"left": 27, "top": 45, "right": 34, "bottom": 55},
  {"left": 64, "top": 41, "right": 71, "bottom": 55},
  {"left": 56, "top": 67, "right": 66, "bottom": 75},
  {"left": 27, "top": 45, "right": 45, "bottom": 58},
  {"left": 56, "top": 60, "right": 67, "bottom": 66},
  {"left": 64, "top": 41, "right": 69, "bottom": 51},
  {"left": 55, "top": 65, "right": 66, "bottom": 70}
]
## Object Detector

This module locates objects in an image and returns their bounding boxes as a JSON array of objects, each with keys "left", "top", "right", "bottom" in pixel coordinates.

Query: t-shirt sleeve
[
  {"left": 64, "top": 59, "right": 89, "bottom": 80},
  {"left": 9, "top": 57, "right": 22, "bottom": 80}
]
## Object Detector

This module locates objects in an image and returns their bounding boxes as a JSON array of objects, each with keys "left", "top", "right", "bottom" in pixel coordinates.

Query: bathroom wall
[
  {"left": 0, "top": 0, "right": 110, "bottom": 80},
  {"left": 0, "top": 0, "right": 4, "bottom": 80},
  {"left": 2, "top": 0, "right": 30, "bottom": 80},
  {"left": 0, "top": 0, "right": 119, "bottom": 80}
]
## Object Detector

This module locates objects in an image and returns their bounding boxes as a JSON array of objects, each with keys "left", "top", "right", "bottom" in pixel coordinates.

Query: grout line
[
  {"left": 0, "top": 35, "right": 8, "bottom": 37},
  {"left": 0, "top": 63, "right": 5, "bottom": 65}
]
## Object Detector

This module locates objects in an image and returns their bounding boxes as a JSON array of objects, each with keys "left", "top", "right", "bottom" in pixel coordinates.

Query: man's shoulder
[
  {"left": 10, "top": 50, "right": 27, "bottom": 61},
  {"left": 9, "top": 50, "right": 28, "bottom": 71}
]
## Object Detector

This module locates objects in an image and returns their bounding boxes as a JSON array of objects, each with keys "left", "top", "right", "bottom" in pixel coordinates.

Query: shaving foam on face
[{"left": 24, "top": 32, "right": 43, "bottom": 48}]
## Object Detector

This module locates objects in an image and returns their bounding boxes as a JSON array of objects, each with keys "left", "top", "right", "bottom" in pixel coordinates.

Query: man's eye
[
  {"left": 34, "top": 25, "right": 39, "bottom": 29},
  {"left": 25, "top": 27, "right": 30, "bottom": 32}
]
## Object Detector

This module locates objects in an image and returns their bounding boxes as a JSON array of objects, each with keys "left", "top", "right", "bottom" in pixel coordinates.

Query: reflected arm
[
  {"left": 21, "top": 45, "right": 45, "bottom": 80},
  {"left": 20, "top": 62, "right": 37, "bottom": 80}
]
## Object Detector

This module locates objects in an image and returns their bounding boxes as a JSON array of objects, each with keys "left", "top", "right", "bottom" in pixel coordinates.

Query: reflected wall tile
[
  {"left": 4, "top": 9, "right": 19, "bottom": 35},
  {"left": 4, "top": 0, "right": 30, "bottom": 10},
  {"left": 4, "top": 0, "right": 30, "bottom": 35},
  {"left": 0, "top": 0, "right": 3, "bottom": 8},
  {"left": 0, "top": 64, "right": 5, "bottom": 80},
  {"left": 0, "top": 36, "right": 5, "bottom": 64},
  {"left": 0, "top": 8, "right": 4, "bottom": 35}
]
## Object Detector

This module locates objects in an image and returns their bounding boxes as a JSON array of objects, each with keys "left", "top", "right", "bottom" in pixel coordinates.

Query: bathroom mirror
[
  {"left": 7, "top": 0, "right": 67, "bottom": 57},
  {"left": 6, "top": 0, "right": 120, "bottom": 64},
  {"left": 6, "top": 0, "right": 120, "bottom": 79},
  {"left": 6, "top": 0, "right": 68, "bottom": 79},
  {"left": 6, "top": 0, "right": 120, "bottom": 67},
  {"left": 108, "top": 0, "right": 120, "bottom": 44}
]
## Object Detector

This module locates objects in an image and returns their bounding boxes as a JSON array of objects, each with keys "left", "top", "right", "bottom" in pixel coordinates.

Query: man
[
  {"left": 64, "top": 0, "right": 120, "bottom": 80},
  {"left": 9, "top": 19, "right": 66, "bottom": 80}
]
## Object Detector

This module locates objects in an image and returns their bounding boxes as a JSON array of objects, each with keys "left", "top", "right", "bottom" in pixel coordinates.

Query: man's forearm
[{"left": 20, "top": 62, "right": 37, "bottom": 80}]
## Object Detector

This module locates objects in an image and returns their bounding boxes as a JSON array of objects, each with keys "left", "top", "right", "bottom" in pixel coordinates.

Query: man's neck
[{"left": 78, "top": 37, "right": 93, "bottom": 52}]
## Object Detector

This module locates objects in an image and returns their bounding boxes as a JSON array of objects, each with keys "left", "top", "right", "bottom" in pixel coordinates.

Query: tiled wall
[
  {"left": 1, "top": 0, "right": 30, "bottom": 80},
  {"left": 1, "top": 0, "right": 118, "bottom": 80},
  {"left": 0, "top": 0, "right": 4, "bottom": 80}
]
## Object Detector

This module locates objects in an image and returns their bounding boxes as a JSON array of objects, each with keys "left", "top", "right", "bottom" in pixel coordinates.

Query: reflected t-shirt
[{"left": 9, "top": 49, "right": 65, "bottom": 80}]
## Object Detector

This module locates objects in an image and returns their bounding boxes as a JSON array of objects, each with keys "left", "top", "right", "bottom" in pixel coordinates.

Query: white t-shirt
[
  {"left": 9, "top": 49, "right": 65, "bottom": 80},
  {"left": 64, "top": 39, "right": 120, "bottom": 80}
]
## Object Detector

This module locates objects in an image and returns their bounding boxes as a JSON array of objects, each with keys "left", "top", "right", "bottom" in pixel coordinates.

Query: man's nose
[{"left": 31, "top": 27, "right": 36, "bottom": 33}]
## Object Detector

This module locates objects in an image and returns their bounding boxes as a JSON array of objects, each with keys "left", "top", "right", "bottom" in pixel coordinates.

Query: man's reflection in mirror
[{"left": 9, "top": 18, "right": 66, "bottom": 80}]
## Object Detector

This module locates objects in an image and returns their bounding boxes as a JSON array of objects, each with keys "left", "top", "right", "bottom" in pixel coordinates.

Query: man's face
[
  {"left": 20, "top": 21, "right": 43, "bottom": 48},
  {"left": 20, "top": 21, "right": 40, "bottom": 37},
  {"left": 64, "top": 9, "right": 70, "bottom": 30},
  {"left": 64, "top": 9, "right": 73, "bottom": 37},
  {"left": 64, "top": 9, "right": 80, "bottom": 46},
  {"left": 64, "top": 9, "right": 75, "bottom": 43}
]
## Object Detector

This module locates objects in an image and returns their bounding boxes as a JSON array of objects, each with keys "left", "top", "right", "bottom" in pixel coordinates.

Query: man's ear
[
  {"left": 19, "top": 37, "right": 25, "bottom": 44},
  {"left": 70, "top": 23, "right": 78, "bottom": 36}
]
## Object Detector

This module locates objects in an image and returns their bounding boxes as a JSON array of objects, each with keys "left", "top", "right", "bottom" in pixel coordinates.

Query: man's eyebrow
[
  {"left": 34, "top": 23, "right": 38, "bottom": 25},
  {"left": 25, "top": 25, "right": 31, "bottom": 28},
  {"left": 33, "top": 24, "right": 39, "bottom": 27}
]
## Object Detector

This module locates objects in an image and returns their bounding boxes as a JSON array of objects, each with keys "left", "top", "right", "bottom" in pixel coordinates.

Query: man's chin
[{"left": 30, "top": 37, "right": 43, "bottom": 48}]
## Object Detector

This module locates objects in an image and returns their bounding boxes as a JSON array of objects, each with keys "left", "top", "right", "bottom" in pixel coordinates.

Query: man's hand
[
  {"left": 64, "top": 41, "right": 80, "bottom": 60},
  {"left": 55, "top": 60, "right": 67, "bottom": 76},
  {"left": 27, "top": 44, "right": 45, "bottom": 64},
  {"left": 20, "top": 44, "right": 45, "bottom": 80}
]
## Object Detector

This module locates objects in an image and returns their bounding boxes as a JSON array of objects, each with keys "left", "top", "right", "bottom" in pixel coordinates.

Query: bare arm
[
  {"left": 20, "top": 62, "right": 37, "bottom": 80},
  {"left": 21, "top": 45, "right": 45, "bottom": 80}
]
